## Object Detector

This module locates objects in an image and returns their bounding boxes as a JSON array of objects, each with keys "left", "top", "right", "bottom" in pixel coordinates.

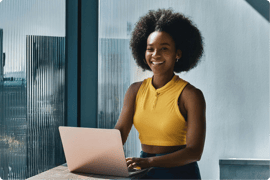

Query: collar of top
[{"left": 149, "top": 75, "right": 178, "bottom": 95}]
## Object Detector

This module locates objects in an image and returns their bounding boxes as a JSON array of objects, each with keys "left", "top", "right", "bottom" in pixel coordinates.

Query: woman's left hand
[{"left": 126, "top": 157, "right": 152, "bottom": 169}]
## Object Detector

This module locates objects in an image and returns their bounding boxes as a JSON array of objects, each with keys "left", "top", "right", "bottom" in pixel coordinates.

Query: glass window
[
  {"left": 0, "top": 0, "right": 65, "bottom": 179},
  {"left": 98, "top": 0, "right": 154, "bottom": 158}
]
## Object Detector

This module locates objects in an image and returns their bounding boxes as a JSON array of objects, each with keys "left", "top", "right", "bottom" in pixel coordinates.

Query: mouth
[{"left": 151, "top": 61, "right": 165, "bottom": 65}]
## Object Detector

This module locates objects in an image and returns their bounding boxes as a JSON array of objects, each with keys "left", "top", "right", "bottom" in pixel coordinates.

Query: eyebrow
[{"left": 147, "top": 43, "right": 171, "bottom": 46}]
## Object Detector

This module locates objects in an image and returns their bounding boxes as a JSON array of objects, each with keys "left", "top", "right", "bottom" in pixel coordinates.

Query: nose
[{"left": 152, "top": 49, "right": 161, "bottom": 58}]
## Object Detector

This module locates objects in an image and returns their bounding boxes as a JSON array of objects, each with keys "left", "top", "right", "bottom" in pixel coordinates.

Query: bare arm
[
  {"left": 148, "top": 85, "right": 206, "bottom": 167},
  {"left": 114, "top": 82, "right": 142, "bottom": 145}
]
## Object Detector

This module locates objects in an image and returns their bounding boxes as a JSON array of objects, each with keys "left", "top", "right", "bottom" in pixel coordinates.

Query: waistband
[
  {"left": 140, "top": 150, "right": 176, "bottom": 157},
  {"left": 140, "top": 150, "right": 199, "bottom": 168}
]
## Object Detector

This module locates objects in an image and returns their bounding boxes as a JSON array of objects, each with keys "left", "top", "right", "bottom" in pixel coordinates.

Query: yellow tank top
[{"left": 133, "top": 75, "right": 189, "bottom": 146}]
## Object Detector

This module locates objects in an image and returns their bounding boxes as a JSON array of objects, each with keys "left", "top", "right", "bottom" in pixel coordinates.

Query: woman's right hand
[{"left": 126, "top": 157, "right": 153, "bottom": 169}]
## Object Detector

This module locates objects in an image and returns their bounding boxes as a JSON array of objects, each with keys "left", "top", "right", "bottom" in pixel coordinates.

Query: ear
[{"left": 176, "top": 49, "right": 182, "bottom": 59}]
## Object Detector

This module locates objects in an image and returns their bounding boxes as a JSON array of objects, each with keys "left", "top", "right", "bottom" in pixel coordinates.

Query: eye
[
  {"left": 161, "top": 47, "right": 168, "bottom": 50},
  {"left": 146, "top": 48, "right": 153, "bottom": 51}
]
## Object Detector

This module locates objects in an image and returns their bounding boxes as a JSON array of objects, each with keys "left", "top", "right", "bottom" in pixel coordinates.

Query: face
[{"left": 145, "top": 31, "right": 182, "bottom": 76}]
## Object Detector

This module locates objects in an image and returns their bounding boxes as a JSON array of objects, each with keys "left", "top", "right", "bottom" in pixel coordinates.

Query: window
[{"left": 0, "top": 0, "right": 65, "bottom": 179}]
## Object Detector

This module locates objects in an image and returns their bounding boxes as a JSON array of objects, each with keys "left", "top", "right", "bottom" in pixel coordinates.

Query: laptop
[{"left": 59, "top": 126, "right": 151, "bottom": 177}]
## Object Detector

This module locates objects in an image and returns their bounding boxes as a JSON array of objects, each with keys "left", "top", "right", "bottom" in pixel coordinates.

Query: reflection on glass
[
  {"left": 98, "top": 0, "right": 152, "bottom": 158},
  {"left": 98, "top": 39, "right": 141, "bottom": 157},
  {"left": 26, "top": 35, "right": 65, "bottom": 178},
  {"left": 0, "top": 0, "right": 65, "bottom": 179},
  {"left": 0, "top": 75, "right": 27, "bottom": 179}
]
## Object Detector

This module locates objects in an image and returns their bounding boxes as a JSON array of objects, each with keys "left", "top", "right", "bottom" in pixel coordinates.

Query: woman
[{"left": 114, "top": 8, "right": 206, "bottom": 179}]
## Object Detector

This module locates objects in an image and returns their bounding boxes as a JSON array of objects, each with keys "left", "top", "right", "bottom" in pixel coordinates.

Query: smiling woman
[
  {"left": 114, "top": 8, "right": 205, "bottom": 179},
  {"left": 144, "top": 31, "right": 181, "bottom": 80}
]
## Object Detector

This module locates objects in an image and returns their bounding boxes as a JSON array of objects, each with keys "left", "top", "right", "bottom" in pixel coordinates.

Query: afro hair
[{"left": 130, "top": 8, "right": 204, "bottom": 73}]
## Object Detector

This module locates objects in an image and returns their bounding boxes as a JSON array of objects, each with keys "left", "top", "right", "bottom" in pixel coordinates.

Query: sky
[{"left": 0, "top": 0, "right": 65, "bottom": 75}]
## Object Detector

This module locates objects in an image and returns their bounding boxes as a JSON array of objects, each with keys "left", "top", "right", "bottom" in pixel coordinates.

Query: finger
[
  {"left": 126, "top": 157, "right": 139, "bottom": 161},
  {"left": 128, "top": 163, "right": 137, "bottom": 169},
  {"left": 126, "top": 157, "right": 132, "bottom": 160},
  {"left": 126, "top": 160, "right": 133, "bottom": 167},
  {"left": 126, "top": 157, "right": 141, "bottom": 167},
  {"left": 130, "top": 162, "right": 138, "bottom": 169},
  {"left": 126, "top": 158, "right": 136, "bottom": 163},
  {"left": 128, "top": 163, "right": 134, "bottom": 169}
]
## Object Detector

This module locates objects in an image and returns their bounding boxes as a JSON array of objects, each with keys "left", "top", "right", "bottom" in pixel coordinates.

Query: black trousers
[{"left": 139, "top": 151, "right": 201, "bottom": 179}]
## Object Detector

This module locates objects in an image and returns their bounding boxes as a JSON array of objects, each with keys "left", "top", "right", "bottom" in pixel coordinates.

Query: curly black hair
[{"left": 130, "top": 8, "right": 204, "bottom": 73}]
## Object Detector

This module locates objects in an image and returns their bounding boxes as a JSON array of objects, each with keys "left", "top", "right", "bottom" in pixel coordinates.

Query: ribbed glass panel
[
  {"left": 0, "top": 29, "right": 6, "bottom": 177},
  {"left": 26, "top": 36, "right": 65, "bottom": 178},
  {"left": 0, "top": 0, "right": 65, "bottom": 179},
  {"left": 98, "top": 37, "right": 138, "bottom": 157},
  {"left": 98, "top": 0, "right": 150, "bottom": 158}
]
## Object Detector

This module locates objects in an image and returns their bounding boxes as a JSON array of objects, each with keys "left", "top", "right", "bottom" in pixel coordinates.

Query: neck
[{"left": 152, "top": 72, "right": 175, "bottom": 89}]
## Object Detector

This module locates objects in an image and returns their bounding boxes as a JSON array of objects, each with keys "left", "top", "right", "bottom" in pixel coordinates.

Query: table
[{"left": 27, "top": 163, "right": 149, "bottom": 180}]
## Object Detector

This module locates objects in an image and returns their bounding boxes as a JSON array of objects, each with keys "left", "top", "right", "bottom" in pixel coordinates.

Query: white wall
[
  {"left": 176, "top": 1, "right": 269, "bottom": 179},
  {"left": 99, "top": 0, "right": 269, "bottom": 179}
]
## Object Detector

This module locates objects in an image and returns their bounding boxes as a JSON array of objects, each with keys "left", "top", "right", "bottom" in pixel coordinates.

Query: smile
[{"left": 151, "top": 61, "right": 165, "bottom": 65}]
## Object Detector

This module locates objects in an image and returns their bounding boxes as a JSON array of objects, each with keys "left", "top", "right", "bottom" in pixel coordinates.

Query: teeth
[{"left": 152, "top": 61, "right": 164, "bottom": 65}]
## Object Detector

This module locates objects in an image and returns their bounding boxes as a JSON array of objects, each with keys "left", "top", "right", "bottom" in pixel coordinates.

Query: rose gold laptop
[{"left": 59, "top": 126, "right": 150, "bottom": 177}]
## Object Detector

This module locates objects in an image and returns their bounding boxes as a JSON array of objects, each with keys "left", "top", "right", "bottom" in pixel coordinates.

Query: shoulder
[
  {"left": 126, "top": 81, "right": 143, "bottom": 97},
  {"left": 182, "top": 83, "right": 204, "bottom": 98},
  {"left": 130, "top": 81, "right": 143, "bottom": 91},
  {"left": 182, "top": 83, "right": 206, "bottom": 110}
]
